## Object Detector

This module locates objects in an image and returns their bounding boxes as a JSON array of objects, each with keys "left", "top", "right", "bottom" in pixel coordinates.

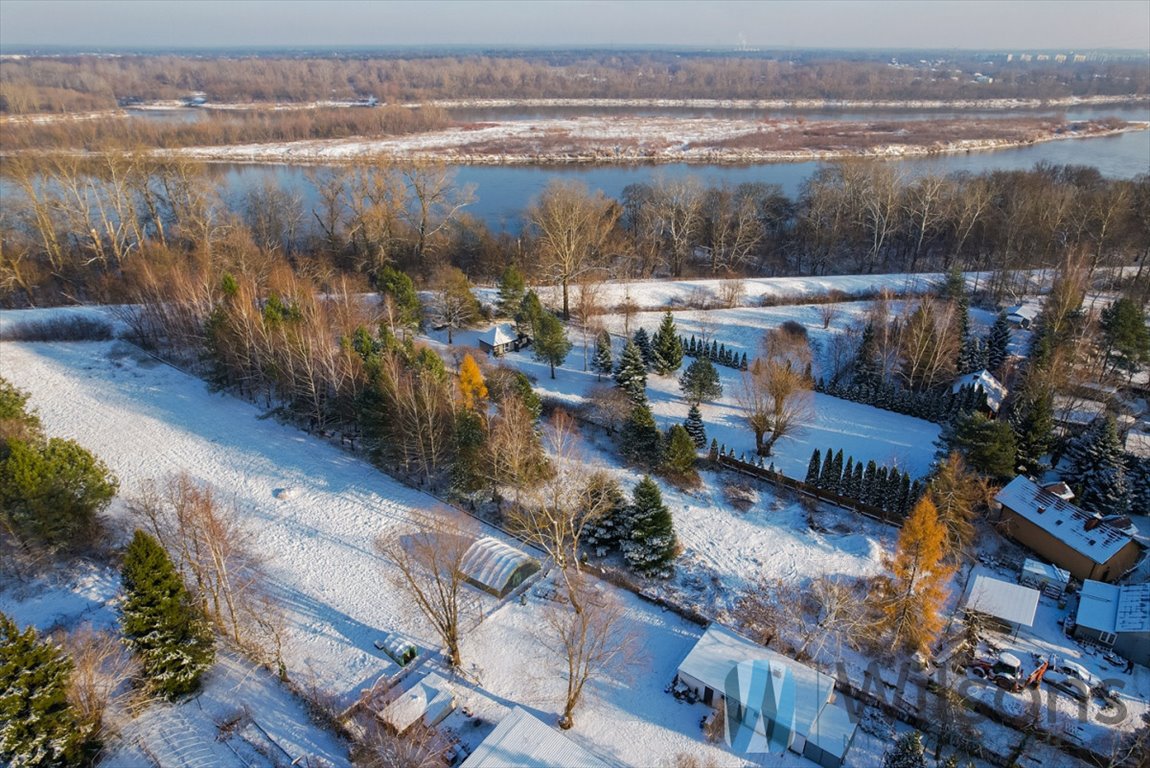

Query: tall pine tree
[
  {"left": 495, "top": 264, "right": 527, "bottom": 319},
  {"left": 614, "top": 340, "right": 649, "bottom": 403},
  {"left": 0, "top": 613, "right": 85, "bottom": 768},
  {"left": 883, "top": 731, "right": 927, "bottom": 768},
  {"left": 986, "top": 311, "right": 1011, "bottom": 376},
  {"left": 651, "top": 311, "right": 684, "bottom": 375},
  {"left": 633, "top": 328, "right": 655, "bottom": 369},
  {"left": 120, "top": 530, "right": 215, "bottom": 699},
  {"left": 679, "top": 357, "right": 722, "bottom": 404},
  {"left": 592, "top": 330, "right": 614, "bottom": 380},
  {"left": 620, "top": 401, "right": 663, "bottom": 469},
  {"left": 663, "top": 425, "right": 700, "bottom": 485},
  {"left": 1060, "top": 415, "right": 1129, "bottom": 514},
  {"left": 805, "top": 449, "right": 822, "bottom": 485},
  {"left": 622, "top": 477, "right": 677, "bottom": 578}
]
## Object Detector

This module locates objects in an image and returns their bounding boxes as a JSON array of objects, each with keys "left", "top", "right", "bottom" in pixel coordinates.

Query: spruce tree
[
  {"left": 862, "top": 461, "right": 878, "bottom": 505},
  {"left": 622, "top": 477, "right": 677, "bottom": 578},
  {"left": 830, "top": 450, "right": 844, "bottom": 492},
  {"left": 533, "top": 310, "right": 572, "bottom": 379},
  {"left": 120, "top": 530, "right": 215, "bottom": 699},
  {"left": 495, "top": 264, "right": 527, "bottom": 319},
  {"left": 679, "top": 357, "right": 722, "bottom": 404},
  {"left": 683, "top": 403, "right": 707, "bottom": 448},
  {"left": 986, "top": 311, "right": 1012, "bottom": 376},
  {"left": 853, "top": 322, "right": 882, "bottom": 389},
  {"left": 805, "top": 449, "right": 822, "bottom": 485},
  {"left": 651, "top": 311, "right": 684, "bottom": 375},
  {"left": 818, "top": 447, "right": 838, "bottom": 490},
  {"left": 1060, "top": 415, "right": 1129, "bottom": 514},
  {"left": 883, "top": 731, "right": 928, "bottom": 768},
  {"left": 1126, "top": 457, "right": 1150, "bottom": 514},
  {"left": 633, "top": 328, "right": 654, "bottom": 369},
  {"left": 619, "top": 401, "right": 663, "bottom": 469},
  {"left": 851, "top": 462, "right": 864, "bottom": 501},
  {"left": 614, "top": 340, "right": 649, "bottom": 403},
  {"left": 840, "top": 456, "right": 855, "bottom": 496},
  {"left": 593, "top": 330, "right": 614, "bottom": 380},
  {"left": 952, "top": 412, "right": 1017, "bottom": 481},
  {"left": 0, "top": 613, "right": 85, "bottom": 768},
  {"left": 663, "top": 425, "right": 699, "bottom": 484},
  {"left": 1011, "top": 384, "right": 1055, "bottom": 475},
  {"left": 581, "top": 473, "right": 628, "bottom": 555},
  {"left": 708, "top": 438, "right": 720, "bottom": 463}
]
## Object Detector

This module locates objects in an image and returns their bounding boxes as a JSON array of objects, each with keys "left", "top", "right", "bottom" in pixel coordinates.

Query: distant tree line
[{"left": 2, "top": 51, "right": 1147, "bottom": 114}]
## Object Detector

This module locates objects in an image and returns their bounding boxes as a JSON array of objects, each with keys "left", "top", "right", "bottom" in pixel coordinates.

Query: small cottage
[
  {"left": 1006, "top": 304, "right": 1040, "bottom": 330},
  {"left": 478, "top": 324, "right": 529, "bottom": 357}
]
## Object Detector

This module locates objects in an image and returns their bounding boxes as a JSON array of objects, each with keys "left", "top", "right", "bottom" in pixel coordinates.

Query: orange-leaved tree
[
  {"left": 458, "top": 353, "right": 488, "bottom": 411},
  {"left": 871, "top": 495, "right": 953, "bottom": 657}
]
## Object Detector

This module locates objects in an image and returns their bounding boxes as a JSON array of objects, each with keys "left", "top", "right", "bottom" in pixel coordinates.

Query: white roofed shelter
[
  {"left": 1019, "top": 558, "right": 1071, "bottom": 599},
  {"left": 461, "top": 706, "right": 609, "bottom": 768},
  {"left": 379, "top": 672, "right": 456, "bottom": 734},
  {"left": 1074, "top": 581, "right": 1150, "bottom": 667},
  {"left": 961, "top": 569, "right": 1039, "bottom": 632},
  {"left": 460, "top": 537, "right": 539, "bottom": 598}
]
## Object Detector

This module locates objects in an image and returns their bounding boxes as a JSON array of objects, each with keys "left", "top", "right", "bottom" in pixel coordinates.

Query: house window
[{"left": 1098, "top": 632, "right": 1116, "bottom": 645}]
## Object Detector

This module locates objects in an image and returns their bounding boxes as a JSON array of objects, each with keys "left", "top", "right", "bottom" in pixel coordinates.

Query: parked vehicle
[
  {"left": 969, "top": 652, "right": 1048, "bottom": 693},
  {"left": 1043, "top": 658, "right": 1098, "bottom": 702}
]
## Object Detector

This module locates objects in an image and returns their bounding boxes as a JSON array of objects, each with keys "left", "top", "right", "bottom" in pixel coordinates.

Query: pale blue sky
[{"left": 2, "top": 0, "right": 1147, "bottom": 51}]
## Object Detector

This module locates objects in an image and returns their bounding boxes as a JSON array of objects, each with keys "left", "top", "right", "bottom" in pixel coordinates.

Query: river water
[{"left": 38, "top": 105, "right": 1150, "bottom": 232}]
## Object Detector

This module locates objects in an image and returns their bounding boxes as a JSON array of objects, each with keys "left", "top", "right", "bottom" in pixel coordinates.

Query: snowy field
[{"left": 1, "top": 338, "right": 851, "bottom": 767}]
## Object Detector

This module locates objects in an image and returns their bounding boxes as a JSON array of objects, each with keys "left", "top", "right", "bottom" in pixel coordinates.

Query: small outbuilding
[
  {"left": 960, "top": 569, "right": 1040, "bottom": 632},
  {"left": 460, "top": 537, "right": 539, "bottom": 598},
  {"left": 675, "top": 624, "right": 854, "bottom": 765},
  {"left": 1006, "top": 304, "right": 1040, "bottom": 330},
  {"left": 460, "top": 706, "right": 608, "bottom": 768},
  {"left": 478, "top": 324, "right": 529, "bottom": 357},
  {"left": 951, "top": 369, "right": 1008, "bottom": 415},
  {"left": 379, "top": 672, "right": 455, "bottom": 734},
  {"left": 1073, "top": 580, "right": 1150, "bottom": 667},
  {"left": 1019, "top": 558, "right": 1071, "bottom": 599},
  {"left": 802, "top": 698, "right": 858, "bottom": 768}
]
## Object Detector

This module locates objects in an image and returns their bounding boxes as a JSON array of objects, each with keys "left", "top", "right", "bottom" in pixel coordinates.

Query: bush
[{"left": 0, "top": 315, "right": 113, "bottom": 342}]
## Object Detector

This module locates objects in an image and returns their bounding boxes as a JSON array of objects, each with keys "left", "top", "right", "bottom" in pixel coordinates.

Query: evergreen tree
[
  {"left": 663, "top": 425, "right": 699, "bottom": 485},
  {"left": 805, "top": 449, "right": 822, "bottom": 486},
  {"left": 708, "top": 438, "right": 720, "bottom": 463},
  {"left": 0, "top": 612, "right": 85, "bottom": 768},
  {"left": 377, "top": 265, "right": 423, "bottom": 336},
  {"left": 651, "top": 311, "right": 684, "bottom": 375},
  {"left": 1126, "top": 457, "right": 1150, "bottom": 514},
  {"left": 862, "top": 461, "right": 878, "bottom": 505},
  {"left": 622, "top": 477, "right": 677, "bottom": 578},
  {"left": 1060, "top": 415, "right": 1129, "bottom": 514},
  {"left": 951, "top": 412, "right": 1017, "bottom": 481},
  {"left": 581, "top": 473, "right": 628, "bottom": 555},
  {"left": 986, "top": 311, "right": 1011, "bottom": 375},
  {"left": 633, "top": 328, "right": 654, "bottom": 369},
  {"left": 679, "top": 357, "right": 723, "bottom": 404},
  {"left": 120, "top": 530, "right": 215, "bottom": 699},
  {"left": 619, "top": 401, "right": 663, "bottom": 468},
  {"left": 0, "top": 436, "right": 118, "bottom": 550},
  {"left": 683, "top": 403, "right": 707, "bottom": 448},
  {"left": 453, "top": 408, "right": 487, "bottom": 493},
  {"left": 1101, "top": 297, "right": 1150, "bottom": 377},
  {"left": 896, "top": 472, "right": 913, "bottom": 518},
  {"left": 592, "top": 330, "right": 614, "bottom": 380},
  {"left": 840, "top": 457, "right": 855, "bottom": 496},
  {"left": 818, "top": 447, "right": 837, "bottom": 490},
  {"left": 883, "top": 731, "right": 928, "bottom": 768},
  {"left": 533, "top": 310, "right": 573, "bottom": 379},
  {"left": 614, "top": 340, "right": 649, "bottom": 403},
  {"left": 851, "top": 462, "right": 864, "bottom": 501},
  {"left": 853, "top": 323, "right": 882, "bottom": 389},
  {"left": 740, "top": 352, "right": 748, "bottom": 371},
  {"left": 516, "top": 291, "right": 545, "bottom": 337},
  {"left": 495, "top": 264, "right": 527, "bottom": 319},
  {"left": 0, "top": 377, "right": 42, "bottom": 447},
  {"left": 1011, "top": 384, "right": 1055, "bottom": 475},
  {"left": 829, "top": 450, "right": 844, "bottom": 492}
]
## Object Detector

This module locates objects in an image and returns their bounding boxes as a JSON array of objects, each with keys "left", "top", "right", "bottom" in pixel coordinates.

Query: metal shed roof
[
  {"left": 1076, "top": 579, "right": 1120, "bottom": 634},
  {"left": 1021, "top": 558, "right": 1070, "bottom": 585},
  {"left": 961, "top": 570, "right": 1040, "bottom": 627},
  {"left": 460, "top": 537, "right": 537, "bottom": 594},
  {"left": 995, "top": 476, "right": 1133, "bottom": 565},
  {"left": 380, "top": 672, "right": 454, "bottom": 734},
  {"left": 461, "top": 706, "right": 609, "bottom": 768}
]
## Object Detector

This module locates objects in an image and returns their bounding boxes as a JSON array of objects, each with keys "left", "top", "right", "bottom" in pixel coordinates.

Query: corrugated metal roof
[
  {"left": 1021, "top": 558, "right": 1070, "bottom": 585},
  {"left": 460, "top": 537, "right": 537, "bottom": 594},
  {"left": 961, "top": 570, "right": 1040, "bottom": 627},
  {"left": 995, "top": 476, "right": 1133, "bottom": 565},
  {"left": 461, "top": 706, "right": 609, "bottom": 768}
]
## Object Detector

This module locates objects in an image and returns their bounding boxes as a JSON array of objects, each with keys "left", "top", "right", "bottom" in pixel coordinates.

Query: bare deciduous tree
[
  {"left": 60, "top": 624, "right": 140, "bottom": 748},
  {"left": 545, "top": 577, "right": 638, "bottom": 729},
  {"left": 736, "top": 358, "right": 813, "bottom": 457},
  {"left": 529, "top": 180, "right": 619, "bottom": 320},
  {"left": 376, "top": 519, "right": 475, "bottom": 668}
]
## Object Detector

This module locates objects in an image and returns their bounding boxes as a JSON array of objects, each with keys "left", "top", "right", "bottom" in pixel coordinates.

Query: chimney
[{"left": 1084, "top": 517, "right": 1101, "bottom": 531}]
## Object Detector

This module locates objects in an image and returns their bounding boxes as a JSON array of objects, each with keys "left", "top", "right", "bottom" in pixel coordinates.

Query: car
[{"left": 1043, "top": 658, "right": 1098, "bottom": 702}]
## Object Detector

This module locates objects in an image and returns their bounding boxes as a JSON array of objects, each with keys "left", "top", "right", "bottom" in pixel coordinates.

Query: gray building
[{"left": 1073, "top": 580, "right": 1150, "bottom": 667}]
